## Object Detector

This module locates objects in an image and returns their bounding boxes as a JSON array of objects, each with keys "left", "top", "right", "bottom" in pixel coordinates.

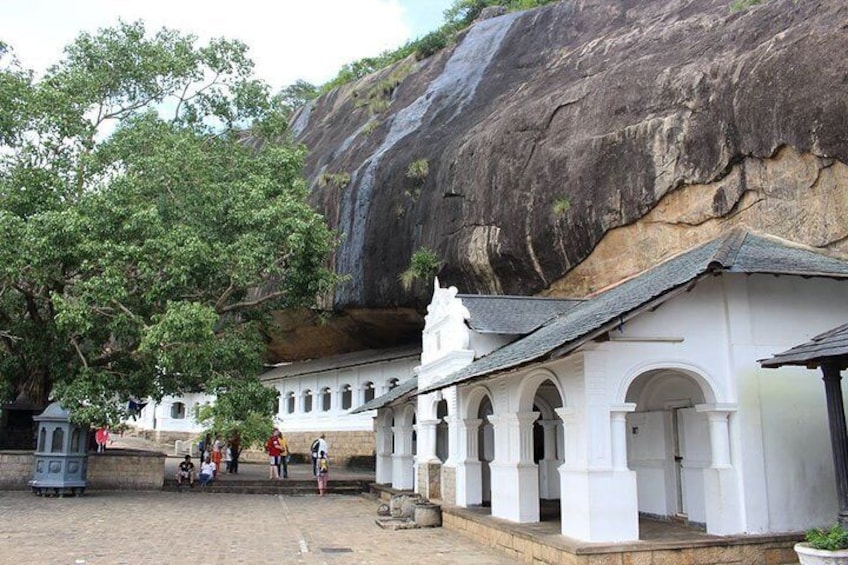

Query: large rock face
[{"left": 282, "top": 0, "right": 848, "bottom": 357}]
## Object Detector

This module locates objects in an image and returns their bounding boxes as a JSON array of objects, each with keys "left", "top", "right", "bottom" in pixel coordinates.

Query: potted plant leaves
[{"left": 795, "top": 523, "right": 848, "bottom": 564}]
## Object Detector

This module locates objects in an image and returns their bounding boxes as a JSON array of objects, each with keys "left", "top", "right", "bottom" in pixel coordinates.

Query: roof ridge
[
  {"left": 708, "top": 227, "right": 748, "bottom": 269},
  {"left": 457, "top": 294, "right": 583, "bottom": 301}
]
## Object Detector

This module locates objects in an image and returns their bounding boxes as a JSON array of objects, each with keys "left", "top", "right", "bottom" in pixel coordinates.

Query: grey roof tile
[
  {"left": 459, "top": 295, "right": 582, "bottom": 334},
  {"left": 260, "top": 345, "right": 420, "bottom": 382},
  {"left": 760, "top": 323, "right": 848, "bottom": 369}
]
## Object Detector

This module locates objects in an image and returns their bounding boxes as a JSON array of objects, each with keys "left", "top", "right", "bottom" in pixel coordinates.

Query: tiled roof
[
  {"left": 760, "top": 323, "right": 848, "bottom": 370},
  {"left": 420, "top": 230, "right": 848, "bottom": 394},
  {"left": 349, "top": 376, "right": 419, "bottom": 414},
  {"left": 260, "top": 345, "right": 420, "bottom": 382},
  {"left": 458, "top": 295, "right": 582, "bottom": 334}
]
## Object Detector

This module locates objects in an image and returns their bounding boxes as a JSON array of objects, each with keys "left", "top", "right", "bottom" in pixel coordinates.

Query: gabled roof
[
  {"left": 420, "top": 230, "right": 848, "bottom": 394},
  {"left": 260, "top": 345, "right": 420, "bottom": 383},
  {"left": 760, "top": 323, "right": 848, "bottom": 370},
  {"left": 349, "top": 376, "right": 418, "bottom": 414},
  {"left": 459, "top": 294, "right": 581, "bottom": 334}
]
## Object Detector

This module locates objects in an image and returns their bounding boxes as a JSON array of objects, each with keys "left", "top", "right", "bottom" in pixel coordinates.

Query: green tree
[
  {"left": 0, "top": 22, "right": 337, "bottom": 424},
  {"left": 194, "top": 375, "right": 277, "bottom": 451},
  {"left": 276, "top": 79, "right": 319, "bottom": 116}
]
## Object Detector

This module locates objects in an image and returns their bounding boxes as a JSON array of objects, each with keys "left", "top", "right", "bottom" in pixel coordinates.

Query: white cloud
[{"left": 1, "top": 0, "right": 414, "bottom": 90}]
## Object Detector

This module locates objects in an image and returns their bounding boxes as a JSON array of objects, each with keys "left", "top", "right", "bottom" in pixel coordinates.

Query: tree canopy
[{"left": 0, "top": 22, "right": 337, "bottom": 424}]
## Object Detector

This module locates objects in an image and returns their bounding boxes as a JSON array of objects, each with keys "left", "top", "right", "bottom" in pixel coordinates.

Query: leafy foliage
[
  {"left": 399, "top": 248, "right": 442, "bottom": 290},
  {"left": 552, "top": 197, "right": 571, "bottom": 217},
  {"left": 0, "top": 22, "right": 338, "bottom": 424},
  {"left": 317, "top": 171, "right": 351, "bottom": 189},
  {"left": 406, "top": 158, "right": 430, "bottom": 181},
  {"left": 806, "top": 524, "right": 848, "bottom": 551},
  {"left": 194, "top": 375, "right": 277, "bottom": 451},
  {"left": 275, "top": 79, "right": 319, "bottom": 116}
]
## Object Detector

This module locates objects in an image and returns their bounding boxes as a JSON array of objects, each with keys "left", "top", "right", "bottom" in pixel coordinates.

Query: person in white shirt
[
  {"left": 198, "top": 457, "right": 216, "bottom": 486},
  {"left": 310, "top": 434, "right": 329, "bottom": 476}
]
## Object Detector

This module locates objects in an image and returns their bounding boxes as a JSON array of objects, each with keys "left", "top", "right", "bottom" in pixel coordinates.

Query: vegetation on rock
[
  {"left": 399, "top": 248, "right": 442, "bottom": 290},
  {"left": 0, "top": 22, "right": 337, "bottom": 424},
  {"left": 730, "top": 0, "right": 769, "bottom": 12},
  {"left": 406, "top": 158, "right": 430, "bottom": 181},
  {"left": 320, "top": 0, "right": 560, "bottom": 94}
]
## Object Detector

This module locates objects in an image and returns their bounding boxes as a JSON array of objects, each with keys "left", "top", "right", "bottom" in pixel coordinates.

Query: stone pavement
[{"left": 0, "top": 490, "right": 516, "bottom": 565}]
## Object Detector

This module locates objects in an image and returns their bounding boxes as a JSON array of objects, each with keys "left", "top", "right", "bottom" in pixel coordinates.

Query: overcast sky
[{"left": 1, "top": 0, "right": 455, "bottom": 91}]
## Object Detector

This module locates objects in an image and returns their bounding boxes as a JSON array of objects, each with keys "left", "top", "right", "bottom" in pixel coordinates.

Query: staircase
[{"left": 162, "top": 477, "right": 371, "bottom": 496}]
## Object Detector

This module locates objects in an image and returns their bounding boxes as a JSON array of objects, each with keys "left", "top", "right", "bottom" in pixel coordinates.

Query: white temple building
[{"left": 358, "top": 230, "right": 848, "bottom": 543}]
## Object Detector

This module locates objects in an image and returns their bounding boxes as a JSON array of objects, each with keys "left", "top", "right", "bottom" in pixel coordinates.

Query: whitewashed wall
[
  {"left": 267, "top": 352, "right": 420, "bottom": 433},
  {"left": 129, "top": 392, "right": 214, "bottom": 434}
]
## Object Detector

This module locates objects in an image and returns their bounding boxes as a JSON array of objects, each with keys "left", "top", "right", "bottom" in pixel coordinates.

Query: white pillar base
[
  {"left": 560, "top": 467, "right": 639, "bottom": 542},
  {"left": 376, "top": 453, "right": 392, "bottom": 485},
  {"left": 539, "top": 459, "right": 561, "bottom": 499},
  {"left": 491, "top": 462, "right": 539, "bottom": 523},
  {"left": 703, "top": 467, "right": 743, "bottom": 535},
  {"left": 455, "top": 459, "right": 482, "bottom": 507},
  {"left": 392, "top": 454, "right": 414, "bottom": 490}
]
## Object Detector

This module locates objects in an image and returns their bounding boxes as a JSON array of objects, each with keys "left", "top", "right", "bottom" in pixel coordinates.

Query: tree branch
[
  {"left": 70, "top": 336, "right": 89, "bottom": 369},
  {"left": 216, "top": 289, "right": 288, "bottom": 314}
]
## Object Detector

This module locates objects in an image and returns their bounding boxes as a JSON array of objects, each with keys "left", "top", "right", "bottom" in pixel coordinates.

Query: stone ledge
[
  {"left": 441, "top": 505, "right": 803, "bottom": 565},
  {"left": 0, "top": 449, "right": 165, "bottom": 491}
]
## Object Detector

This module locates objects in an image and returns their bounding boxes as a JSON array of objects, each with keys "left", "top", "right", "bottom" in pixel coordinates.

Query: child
[
  {"left": 175, "top": 455, "right": 195, "bottom": 487},
  {"left": 316, "top": 450, "right": 329, "bottom": 496}
]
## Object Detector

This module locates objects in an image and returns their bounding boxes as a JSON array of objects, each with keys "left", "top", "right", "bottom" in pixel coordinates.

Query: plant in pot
[{"left": 795, "top": 523, "right": 848, "bottom": 564}]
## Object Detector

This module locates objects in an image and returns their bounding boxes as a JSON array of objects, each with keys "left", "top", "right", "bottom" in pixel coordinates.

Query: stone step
[{"left": 162, "top": 478, "right": 369, "bottom": 496}]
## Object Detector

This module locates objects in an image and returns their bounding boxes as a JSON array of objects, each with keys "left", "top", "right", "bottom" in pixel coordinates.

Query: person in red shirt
[
  {"left": 95, "top": 426, "right": 111, "bottom": 453},
  {"left": 265, "top": 429, "right": 282, "bottom": 479}
]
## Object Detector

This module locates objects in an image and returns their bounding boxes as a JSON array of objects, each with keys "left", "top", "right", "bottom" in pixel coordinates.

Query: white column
[
  {"left": 489, "top": 411, "right": 540, "bottom": 523},
  {"left": 375, "top": 416, "right": 393, "bottom": 485},
  {"left": 696, "top": 403, "right": 743, "bottom": 535},
  {"left": 332, "top": 388, "right": 341, "bottom": 413},
  {"left": 392, "top": 423, "right": 415, "bottom": 490},
  {"left": 557, "top": 405, "right": 639, "bottom": 542},
  {"left": 610, "top": 403, "right": 636, "bottom": 471},
  {"left": 455, "top": 418, "right": 483, "bottom": 507},
  {"left": 417, "top": 419, "right": 440, "bottom": 464},
  {"left": 538, "top": 420, "right": 561, "bottom": 499}
]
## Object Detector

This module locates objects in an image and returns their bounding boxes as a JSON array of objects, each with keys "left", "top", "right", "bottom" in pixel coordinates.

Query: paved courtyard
[{"left": 0, "top": 490, "right": 516, "bottom": 564}]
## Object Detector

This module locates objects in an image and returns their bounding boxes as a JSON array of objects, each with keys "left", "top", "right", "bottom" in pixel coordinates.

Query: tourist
[
  {"left": 310, "top": 433, "right": 329, "bottom": 476},
  {"left": 278, "top": 431, "right": 290, "bottom": 479},
  {"left": 265, "top": 428, "right": 282, "bottom": 479},
  {"left": 211, "top": 435, "right": 222, "bottom": 475},
  {"left": 316, "top": 450, "right": 329, "bottom": 496},
  {"left": 224, "top": 443, "right": 233, "bottom": 473},
  {"left": 229, "top": 432, "right": 241, "bottom": 474},
  {"left": 175, "top": 455, "right": 195, "bottom": 487},
  {"left": 95, "top": 425, "right": 110, "bottom": 453},
  {"left": 198, "top": 456, "right": 216, "bottom": 487}
]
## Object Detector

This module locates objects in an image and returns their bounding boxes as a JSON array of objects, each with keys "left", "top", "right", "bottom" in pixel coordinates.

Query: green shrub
[
  {"left": 399, "top": 247, "right": 442, "bottom": 290},
  {"left": 806, "top": 524, "right": 848, "bottom": 551},
  {"left": 317, "top": 172, "right": 351, "bottom": 189},
  {"left": 730, "top": 0, "right": 767, "bottom": 12},
  {"left": 552, "top": 197, "right": 571, "bottom": 217},
  {"left": 362, "top": 120, "right": 380, "bottom": 136},
  {"left": 406, "top": 158, "right": 430, "bottom": 180},
  {"left": 414, "top": 30, "right": 450, "bottom": 60}
]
